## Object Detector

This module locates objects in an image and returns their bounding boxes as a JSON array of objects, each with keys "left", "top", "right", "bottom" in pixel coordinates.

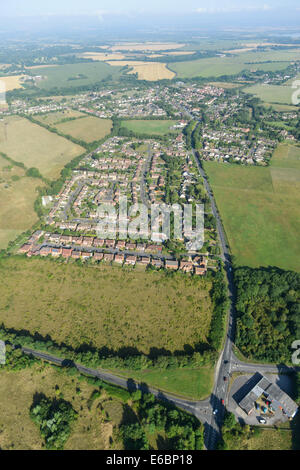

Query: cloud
[{"left": 196, "top": 5, "right": 273, "bottom": 14}]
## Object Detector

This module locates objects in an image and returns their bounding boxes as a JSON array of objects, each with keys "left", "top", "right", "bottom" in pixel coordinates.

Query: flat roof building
[{"left": 239, "top": 373, "right": 298, "bottom": 419}]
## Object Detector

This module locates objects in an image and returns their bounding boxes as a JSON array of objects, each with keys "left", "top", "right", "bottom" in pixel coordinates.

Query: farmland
[
  {"left": 107, "top": 61, "right": 175, "bottom": 81},
  {"left": 203, "top": 143, "right": 300, "bottom": 271},
  {"left": 31, "top": 62, "right": 124, "bottom": 91},
  {"left": 109, "top": 42, "right": 186, "bottom": 52},
  {"left": 0, "top": 116, "right": 84, "bottom": 179},
  {"left": 55, "top": 116, "right": 113, "bottom": 143},
  {"left": 34, "top": 109, "right": 86, "bottom": 126},
  {"left": 121, "top": 119, "right": 178, "bottom": 136},
  {"left": 0, "top": 75, "right": 24, "bottom": 91},
  {"left": 0, "top": 258, "right": 213, "bottom": 354},
  {"left": 169, "top": 49, "right": 300, "bottom": 78}
]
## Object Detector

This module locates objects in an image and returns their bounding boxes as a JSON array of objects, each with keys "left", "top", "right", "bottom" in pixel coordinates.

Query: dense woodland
[{"left": 235, "top": 267, "right": 300, "bottom": 363}]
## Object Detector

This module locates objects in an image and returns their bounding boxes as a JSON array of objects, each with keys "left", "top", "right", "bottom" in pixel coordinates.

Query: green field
[
  {"left": 55, "top": 116, "right": 112, "bottom": 143},
  {"left": 0, "top": 258, "right": 213, "bottom": 354},
  {"left": 169, "top": 50, "right": 299, "bottom": 79},
  {"left": 203, "top": 143, "right": 300, "bottom": 271},
  {"left": 0, "top": 116, "right": 84, "bottom": 179},
  {"left": 243, "top": 84, "right": 294, "bottom": 105},
  {"left": 32, "top": 62, "right": 124, "bottom": 91},
  {"left": 121, "top": 120, "right": 178, "bottom": 135},
  {"left": 112, "top": 366, "right": 214, "bottom": 400}
]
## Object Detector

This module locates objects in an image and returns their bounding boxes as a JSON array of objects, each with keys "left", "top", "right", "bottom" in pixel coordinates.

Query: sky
[{"left": 1, "top": 0, "right": 300, "bottom": 17}]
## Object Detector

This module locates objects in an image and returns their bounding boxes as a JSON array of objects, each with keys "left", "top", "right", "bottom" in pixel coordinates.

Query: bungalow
[
  {"left": 125, "top": 255, "right": 137, "bottom": 265},
  {"left": 60, "top": 235, "right": 72, "bottom": 244},
  {"left": 18, "top": 244, "right": 32, "bottom": 254},
  {"left": 136, "top": 243, "right": 146, "bottom": 252},
  {"left": 179, "top": 260, "right": 194, "bottom": 273},
  {"left": 71, "top": 250, "right": 82, "bottom": 259},
  {"left": 51, "top": 247, "right": 62, "bottom": 257},
  {"left": 39, "top": 246, "right": 51, "bottom": 256},
  {"left": 62, "top": 247, "right": 72, "bottom": 258},
  {"left": 116, "top": 240, "right": 126, "bottom": 250},
  {"left": 140, "top": 256, "right": 151, "bottom": 265},
  {"left": 151, "top": 258, "right": 163, "bottom": 268},
  {"left": 105, "top": 239, "right": 116, "bottom": 248},
  {"left": 72, "top": 236, "right": 83, "bottom": 245},
  {"left": 165, "top": 259, "right": 178, "bottom": 270},
  {"left": 114, "top": 253, "right": 125, "bottom": 264},
  {"left": 81, "top": 252, "right": 92, "bottom": 260},
  {"left": 82, "top": 237, "right": 94, "bottom": 247},
  {"left": 194, "top": 266, "right": 206, "bottom": 276},
  {"left": 93, "top": 238, "right": 104, "bottom": 247},
  {"left": 126, "top": 242, "right": 136, "bottom": 250},
  {"left": 93, "top": 252, "right": 104, "bottom": 261},
  {"left": 103, "top": 253, "right": 114, "bottom": 262},
  {"left": 146, "top": 244, "right": 162, "bottom": 254}
]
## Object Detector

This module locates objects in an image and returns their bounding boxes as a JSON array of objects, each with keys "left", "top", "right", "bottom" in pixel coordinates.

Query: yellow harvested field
[
  {"left": 110, "top": 42, "right": 185, "bottom": 52},
  {"left": 107, "top": 61, "right": 175, "bottom": 81},
  {"left": 0, "top": 75, "right": 24, "bottom": 91},
  {"left": 78, "top": 52, "right": 125, "bottom": 61}
]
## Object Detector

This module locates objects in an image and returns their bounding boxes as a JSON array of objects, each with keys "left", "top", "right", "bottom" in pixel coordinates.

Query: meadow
[
  {"left": 32, "top": 62, "right": 124, "bottom": 91},
  {"left": 0, "top": 258, "right": 213, "bottom": 354},
  {"left": 243, "top": 84, "right": 294, "bottom": 105},
  {"left": 203, "top": 143, "right": 300, "bottom": 271},
  {"left": 55, "top": 116, "right": 113, "bottom": 143},
  {"left": 0, "top": 116, "right": 84, "bottom": 179},
  {"left": 121, "top": 119, "right": 178, "bottom": 135}
]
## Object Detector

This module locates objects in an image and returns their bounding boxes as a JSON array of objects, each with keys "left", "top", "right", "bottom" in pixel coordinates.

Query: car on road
[
  {"left": 223, "top": 376, "right": 228, "bottom": 381},
  {"left": 258, "top": 417, "right": 267, "bottom": 424}
]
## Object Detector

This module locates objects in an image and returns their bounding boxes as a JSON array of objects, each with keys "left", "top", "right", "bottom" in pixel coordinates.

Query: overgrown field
[
  {"left": 55, "top": 116, "right": 112, "bottom": 143},
  {"left": 121, "top": 120, "right": 178, "bottom": 136},
  {"left": 0, "top": 156, "right": 43, "bottom": 248},
  {"left": 0, "top": 258, "right": 213, "bottom": 354},
  {"left": 31, "top": 62, "right": 124, "bottom": 91},
  {"left": 0, "top": 116, "right": 84, "bottom": 179},
  {"left": 203, "top": 143, "right": 300, "bottom": 271},
  {"left": 0, "top": 364, "right": 118, "bottom": 450}
]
